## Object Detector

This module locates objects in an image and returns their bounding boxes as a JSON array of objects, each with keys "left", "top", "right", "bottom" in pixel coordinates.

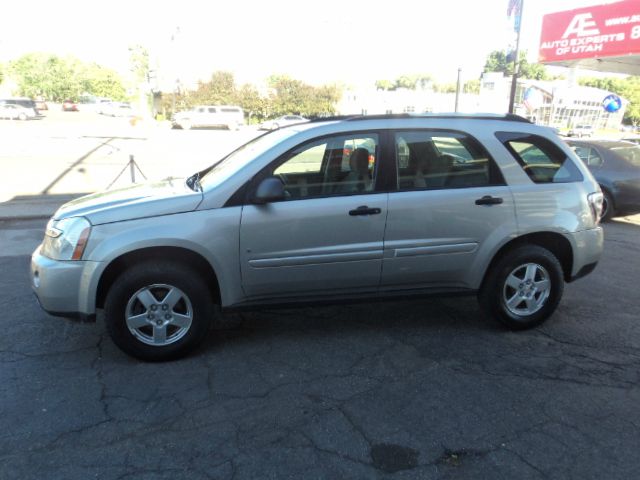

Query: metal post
[
  {"left": 508, "top": 0, "right": 525, "bottom": 114},
  {"left": 129, "top": 155, "right": 136, "bottom": 183},
  {"left": 455, "top": 68, "right": 462, "bottom": 112}
]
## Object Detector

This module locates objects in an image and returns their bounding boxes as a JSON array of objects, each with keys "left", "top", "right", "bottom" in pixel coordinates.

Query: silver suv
[{"left": 31, "top": 114, "right": 605, "bottom": 360}]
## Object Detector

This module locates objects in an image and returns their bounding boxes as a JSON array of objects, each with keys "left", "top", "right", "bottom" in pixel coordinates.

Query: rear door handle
[
  {"left": 349, "top": 205, "right": 382, "bottom": 216},
  {"left": 475, "top": 195, "right": 503, "bottom": 206}
]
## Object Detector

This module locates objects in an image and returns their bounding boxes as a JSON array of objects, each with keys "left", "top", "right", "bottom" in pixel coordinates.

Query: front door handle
[
  {"left": 349, "top": 205, "right": 382, "bottom": 216},
  {"left": 475, "top": 195, "right": 503, "bottom": 206}
]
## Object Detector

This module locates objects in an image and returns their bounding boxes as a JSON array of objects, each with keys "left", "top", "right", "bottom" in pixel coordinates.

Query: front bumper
[
  {"left": 566, "top": 227, "right": 604, "bottom": 282},
  {"left": 30, "top": 245, "right": 102, "bottom": 321}
]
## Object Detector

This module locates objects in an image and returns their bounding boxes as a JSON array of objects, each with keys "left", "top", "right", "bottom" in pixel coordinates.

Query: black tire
[
  {"left": 104, "top": 261, "right": 216, "bottom": 361},
  {"left": 600, "top": 189, "right": 615, "bottom": 222},
  {"left": 479, "top": 245, "right": 564, "bottom": 330}
]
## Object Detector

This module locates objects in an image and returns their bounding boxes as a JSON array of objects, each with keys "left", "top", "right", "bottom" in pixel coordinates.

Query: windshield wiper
[{"left": 186, "top": 172, "right": 203, "bottom": 192}]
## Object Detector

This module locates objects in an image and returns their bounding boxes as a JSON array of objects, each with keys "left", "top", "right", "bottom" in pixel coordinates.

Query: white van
[{"left": 172, "top": 105, "right": 244, "bottom": 130}]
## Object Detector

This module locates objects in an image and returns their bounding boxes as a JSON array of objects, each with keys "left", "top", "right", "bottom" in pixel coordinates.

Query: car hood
[{"left": 53, "top": 179, "right": 203, "bottom": 225}]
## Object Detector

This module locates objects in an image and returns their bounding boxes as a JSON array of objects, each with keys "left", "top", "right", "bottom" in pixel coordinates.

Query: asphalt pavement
[{"left": 1, "top": 219, "right": 639, "bottom": 479}]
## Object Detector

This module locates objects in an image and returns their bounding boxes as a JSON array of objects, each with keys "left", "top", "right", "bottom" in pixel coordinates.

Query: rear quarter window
[{"left": 496, "top": 132, "right": 583, "bottom": 183}]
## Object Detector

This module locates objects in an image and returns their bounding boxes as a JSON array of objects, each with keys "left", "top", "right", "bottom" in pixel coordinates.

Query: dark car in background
[{"left": 567, "top": 139, "right": 640, "bottom": 221}]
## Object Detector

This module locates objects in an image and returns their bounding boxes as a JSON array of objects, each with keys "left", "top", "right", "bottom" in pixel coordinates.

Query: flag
[{"left": 507, "top": 0, "right": 523, "bottom": 32}]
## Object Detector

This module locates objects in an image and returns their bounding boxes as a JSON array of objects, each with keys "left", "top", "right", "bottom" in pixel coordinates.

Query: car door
[
  {"left": 239, "top": 132, "right": 388, "bottom": 300},
  {"left": 381, "top": 129, "right": 516, "bottom": 291}
]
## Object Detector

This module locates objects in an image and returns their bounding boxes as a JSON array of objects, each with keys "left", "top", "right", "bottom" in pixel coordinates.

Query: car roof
[{"left": 308, "top": 113, "right": 530, "bottom": 123}]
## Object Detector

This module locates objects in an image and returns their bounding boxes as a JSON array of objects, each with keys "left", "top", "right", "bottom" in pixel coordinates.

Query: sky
[{"left": 0, "top": 0, "right": 620, "bottom": 89}]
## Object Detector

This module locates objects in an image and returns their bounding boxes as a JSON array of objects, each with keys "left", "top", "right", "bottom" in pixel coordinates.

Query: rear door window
[
  {"left": 395, "top": 130, "right": 503, "bottom": 190},
  {"left": 496, "top": 132, "right": 583, "bottom": 183}
]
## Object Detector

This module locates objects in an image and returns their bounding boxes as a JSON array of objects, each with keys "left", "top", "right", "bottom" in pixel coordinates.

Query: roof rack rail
[{"left": 307, "top": 113, "right": 531, "bottom": 123}]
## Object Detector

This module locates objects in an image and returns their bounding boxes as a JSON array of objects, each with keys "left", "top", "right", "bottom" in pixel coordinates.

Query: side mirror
[{"left": 253, "top": 177, "right": 286, "bottom": 204}]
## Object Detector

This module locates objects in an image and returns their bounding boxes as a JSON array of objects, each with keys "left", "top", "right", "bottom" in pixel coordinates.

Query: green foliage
[
  {"left": 267, "top": 75, "right": 341, "bottom": 117},
  {"left": 128, "top": 45, "right": 149, "bottom": 85},
  {"left": 375, "top": 74, "right": 434, "bottom": 91},
  {"left": 189, "top": 71, "right": 236, "bottom": 105},
  {"left": 433, "top": 82, "right": 457, "bottom": 93},
  {"left": 463, "top": 79, "right": 480, "bottom": 94},
  {"left": 9, "top": 53, "right": 127, "bottom": 101},
  {"left": 483, "top": 50, "right": 549, "bottom": 80},
  {"left": 181, "top": 71, "right": 341, "bottom": 121},
  {"left": 375, "top": 79, "right": 394, "bottom": 91},
  {"left": 236, "top": 83, "right": 268, "bottom": 121},
  {"left": 579, "top": 76, "right": 640, "bottom": 125}
]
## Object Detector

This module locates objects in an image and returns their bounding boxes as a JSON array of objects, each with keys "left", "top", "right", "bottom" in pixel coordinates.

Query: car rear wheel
[
  {"left": 104, "top": 261, "right": 216, "bottom": 361},
  {"left": 479, "top": 245, "right": 564, "bottom": 330},
  {"left": 18, "top": 113, "right": 27, "bottom": 121},
  {"left": 179, "top": 120, "right": 192, "bottom": 130},
  {"left": 600, "top": 189, "right": 615, "bottom": 222}
]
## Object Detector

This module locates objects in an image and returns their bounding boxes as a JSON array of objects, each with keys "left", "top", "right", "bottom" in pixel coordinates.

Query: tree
[
  {"left": 128, "top": 45, "right": 149, "bottom": 85},
  {"left": 433, "top": 82, "right": 457, "bottom": 93},
  {"left": 375, "top": 79, "right": 394, "bottom": 91},
  {"left": 463, "top": 79, "right": 480, "bottom": 94},
  {"left": 189, "top": 71, "right": 237, "bottom": 106},
  {"left": 236, "top": 83, "right": 268, "bottom": 121},
  {"left": 483, "top": 50, "right": 549, "bottom": 80},
  {"left": 9, "top": 53, "right": 127, "bottom": 101},
  {"left": 267, "top": 75, "right": 341, "bottom": 118}
]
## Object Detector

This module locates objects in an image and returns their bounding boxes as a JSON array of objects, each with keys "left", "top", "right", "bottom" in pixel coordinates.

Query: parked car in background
[
  {"left": 62, "top": 99, "right": 78, "bottom": 112},
  {"left": 567, "top": 139, "right": 640, "bottom": 220},
  {"left": 259, "top": 115, "right": 308, "bottom": 130},
  {"left": 0, "top": 97, "right": 40, "bottom": 115},
  {"left": 620, "top": 136, "right": 640, "bottom": 145},
  {"left": 172, "top": 105, "right": 244, "bottom": 130},
  {"left": 101, "top": 102, "right": 134, "bottom": 117},
  {"left": 35, "top": 97, "right": 48, "bottom": 111},
  {"left": 567, "top": 124, "right": 594, "bottom": 138},
  {"left": 31, "top": 114, "right": 604, "bottom": 361},
  {"left": 0, "top": 103, "right": 37, "bottom": 120}
]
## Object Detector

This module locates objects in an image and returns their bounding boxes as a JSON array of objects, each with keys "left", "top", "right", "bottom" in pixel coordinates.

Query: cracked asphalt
[{"left": 1, "top": 219, "right": 639, "bottom": 479}]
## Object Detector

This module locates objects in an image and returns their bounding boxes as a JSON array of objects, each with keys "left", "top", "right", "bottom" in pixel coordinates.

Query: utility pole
[
  {"left": 455, "top": 68, "right": 462, "bottom": 112},
  {"left": 508, "top": 0, "right": 524, "bottom": 114}
]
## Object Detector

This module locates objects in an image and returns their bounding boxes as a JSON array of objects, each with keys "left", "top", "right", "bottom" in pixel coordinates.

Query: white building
[{"left": 337, "top": 72, "right": 627, "bottom": 131}]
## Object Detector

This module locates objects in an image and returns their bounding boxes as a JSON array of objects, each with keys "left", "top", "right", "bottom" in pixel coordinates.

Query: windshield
[
  {"left": 611, "top": 145, "right": 640, "bottom": 167},
  {"left": 199, "top": 129, "right": 297, "bottom": 189}
]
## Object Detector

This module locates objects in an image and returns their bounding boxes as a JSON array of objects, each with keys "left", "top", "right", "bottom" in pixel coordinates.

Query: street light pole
[
  {"left": 508, "top": 0, "right": 524, "bottom": 114},
  {"left": 455, "top": 68, "right": 462, "bottom": 112}
]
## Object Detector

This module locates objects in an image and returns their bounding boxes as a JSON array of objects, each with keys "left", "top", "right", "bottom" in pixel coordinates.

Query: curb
[{"left": 0, "top": 193, "right": 86, "bottom": 223}]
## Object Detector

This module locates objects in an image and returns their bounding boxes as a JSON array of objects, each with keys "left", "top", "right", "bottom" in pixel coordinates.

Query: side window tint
[
  {"left": 587, "top": 148, "right": 603, "bottom": 167},
  {"left": 497, "top": 132, "right": 583, "bottom": 183},
  {"left": 396, "top": 130, "right": 499, "bottom": 190},
  {"left": 270, "top": 133, "right": 379, "bottom": 200}
]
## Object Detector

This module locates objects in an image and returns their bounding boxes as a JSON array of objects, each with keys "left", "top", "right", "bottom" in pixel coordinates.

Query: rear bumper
[{"left": 566, "top": 227, "right": 603, "bottom": 282}]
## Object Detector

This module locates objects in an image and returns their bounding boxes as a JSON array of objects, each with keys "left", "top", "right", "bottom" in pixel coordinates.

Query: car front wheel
[
  {"left": 479, "top": 245, "right": 564, "bottom": 330},
  {"left": 104, "top": 261, "right": 216, "bottom": 361}
]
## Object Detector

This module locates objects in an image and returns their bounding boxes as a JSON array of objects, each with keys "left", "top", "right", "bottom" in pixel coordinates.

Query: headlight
[{"left": 41, "top": 217, "right": 92, "bottom": 260}]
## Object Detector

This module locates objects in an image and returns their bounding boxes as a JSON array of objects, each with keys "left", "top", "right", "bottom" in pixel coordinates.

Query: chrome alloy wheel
[
  {"left": 125, "top": 284, "right": 193, "bottom": 346},
  {"left": 502, "top": 263, "right": 551, "bottom": 316}
]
